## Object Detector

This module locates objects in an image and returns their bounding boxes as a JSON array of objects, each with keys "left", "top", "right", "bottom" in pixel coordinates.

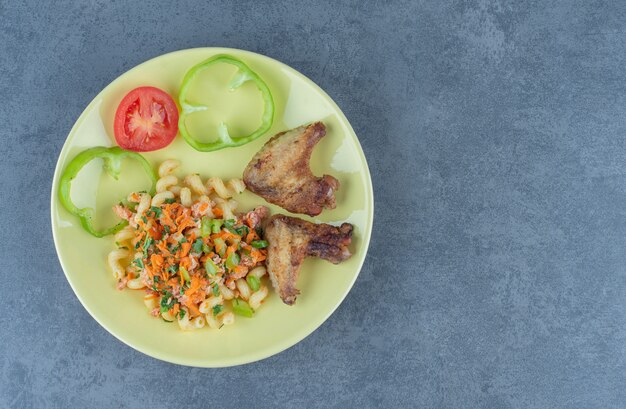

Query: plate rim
[{"left": 50, "top": 47, "right": 374, "bottom": 367}]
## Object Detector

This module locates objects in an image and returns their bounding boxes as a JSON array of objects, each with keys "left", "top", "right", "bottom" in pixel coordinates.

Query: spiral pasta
[
  {"left": 144, "top": 294, "right": 158, "bottom": 310},
  {"left": 151, "top": 191, "right": 174, "bottom": 207},
  {"left": 219, "top": 284, "right": 235, "bottom": 300},
  {"left": 249, "top": 286, "right": 269, "bottom": 310},
  {"left": 156, "top": 175, "right": 178, "bottom": 193},
  {"left": 107, "top": 160, "right": 270, "bottom": 332},
  {"left": 236, "top": 278, "right": 251, "bottom": 301},
  {"left": 221, "top": 311, "right": 235, "bottom": 326},
  {"left": 228, "top": 178, "right": 246, "bottom": 195},
  {"left": 114, "top": 226, "right": 134, "bottom": 245},
  {"left": 169, "top": 185, "right": 182, "bottom": 196},
  {"left": 185, "top": 174, "right": 208, "bottom": 195},
  {"left": 213, "top": 197, "right": 238, "bottom": 220},
  {"left": 158, "top": 159, "right": 180, "bottom": 178},
  {"left": 127, "top": 277, "right": 146, "bottom": 290},
  {"left": 107, "top": 249, "right": 130, "bottom": 280},
  {"left": 130, "top": 193, "right": 151, "bottom": 225},
  {"left": 199, "top": 296, "right": 224, "bottom": 314},
  {"left": 248, "top": 266, "right": 267, "bottom": 279},
  {"left": 180, "top": 187, "right": 192, "bottom": 207},
  {"left": 207, "top": 177, "right": 246, "bottom": 199}
]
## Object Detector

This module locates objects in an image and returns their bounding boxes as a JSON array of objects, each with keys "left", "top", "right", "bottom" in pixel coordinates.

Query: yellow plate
[{"left": 50, "top": 48, "right": 373, "bottom": 367}]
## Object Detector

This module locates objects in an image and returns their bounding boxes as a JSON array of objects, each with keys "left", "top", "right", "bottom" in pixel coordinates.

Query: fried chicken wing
[
  {"left": 265, "top": 214, "right": 353, "bottom": 305},
  {"left": 243, "top": 122, "right": 339, "bottom": 216}
]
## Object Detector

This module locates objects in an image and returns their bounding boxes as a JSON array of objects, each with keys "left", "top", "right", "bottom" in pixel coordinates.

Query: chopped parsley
[
  {"left": 212, "top": 284, "right": 220, "bottom": 297},
  {"left": 212, "top": 304, "right": 224, "bottom": 316},
  {"left": 164, "top": 198, "right": 176, "bottom": 204},
  {"left": 159, "top": 292, "right": 175, "bottom": 313},
  {"left": 234, "top": 225, "right": 250, "bottom": 237},
  {"left": 142, "top": 237, "right": 153, "bottom": 253},
  {"left": 132, "top": 258, "right": 144, "bottom": 269},
  {"left": 148, "top": 206, "right": 162, "bottom": 217}
]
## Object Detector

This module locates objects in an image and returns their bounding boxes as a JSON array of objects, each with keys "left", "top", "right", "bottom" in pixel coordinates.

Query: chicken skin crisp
[
  {"left": 264, "top": 214, "right": 353, "bottom": 305},
  {"left": 243, "top": 122, "right": 339, "bottom": 216}
]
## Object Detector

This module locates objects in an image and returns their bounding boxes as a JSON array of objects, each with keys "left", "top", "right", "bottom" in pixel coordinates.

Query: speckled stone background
[{"left": 1, "top": 0, "right": 625, "bottom": 408}]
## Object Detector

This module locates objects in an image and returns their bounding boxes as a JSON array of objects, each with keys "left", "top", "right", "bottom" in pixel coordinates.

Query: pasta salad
[{"left": 108, "top": 159, "right": 270, "bottom": 330}]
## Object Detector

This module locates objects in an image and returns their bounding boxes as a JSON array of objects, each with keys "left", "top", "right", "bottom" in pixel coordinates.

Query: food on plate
[
  {"left": 178, "top": 54, "right": 274, "bottom": 152},
  {"left": 108, "top": 159, "right": 271, "bottom": 330},
  {"left": 58, "top": 147, "right": 157, "bottom": 237},
  {"left": 114, "top": 86, "right": 179, "bottom": 152},
  {"left": 264, "top": 214, "right": 353, "bottom": 305},
  {"left": 57, "top": 53, "right": 362, "bottom": 334},
  {"left": 243, "top": 122, "right": 339, "bottom": 216}
]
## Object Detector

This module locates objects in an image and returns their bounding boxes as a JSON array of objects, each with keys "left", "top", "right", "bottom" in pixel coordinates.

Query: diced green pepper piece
[
  {"left": 205, "top": 258, "right": 218, "bottom": 276},
  {"left": 200, "top": 216, "right": 212, "bottom": 238},
  {"left": 250, "top": 240, "right": 268, "bottom": 249},
  {"left": 180, "top": 266, "right": 191, "bottom": 283},
  {"left": 214, "top": 238, "right": 226, "bottom": 257},
  {"left": 225, "top": 252, "right": 240, "bottom": 270},
  {"left": 211, "top": 219, "right": 224, "bottom": 234},
  {"left": 232, "top": 298, "right": 254, "bottom": 317},
  {"left": 192, "top": 238, "right": 203, "bottom": 253},
  {"left": 246, "top": 275, "right": 260, "bottom": 292}
]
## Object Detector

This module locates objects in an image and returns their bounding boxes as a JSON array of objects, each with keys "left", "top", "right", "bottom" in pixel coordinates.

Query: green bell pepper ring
[
  {"left": 58, "top": 146, "right": 157, "bottom": 238},
  {"left": 178, "top": 54, "right": 275, "bottom": 152}
]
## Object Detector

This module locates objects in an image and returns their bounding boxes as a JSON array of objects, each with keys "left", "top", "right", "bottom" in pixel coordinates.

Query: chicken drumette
[{"left": 264, "top": 214, "right": 353, "bottom": 305}]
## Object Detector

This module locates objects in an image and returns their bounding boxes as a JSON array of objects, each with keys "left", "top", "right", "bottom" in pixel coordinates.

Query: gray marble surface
[{"left": 2, "top": 1, "right": 626, "bottom": 408}]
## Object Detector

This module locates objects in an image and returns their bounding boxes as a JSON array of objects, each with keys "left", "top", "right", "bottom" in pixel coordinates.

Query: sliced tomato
[{"left": 114, "top": 86, "right": 179, "bottom": 152}]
